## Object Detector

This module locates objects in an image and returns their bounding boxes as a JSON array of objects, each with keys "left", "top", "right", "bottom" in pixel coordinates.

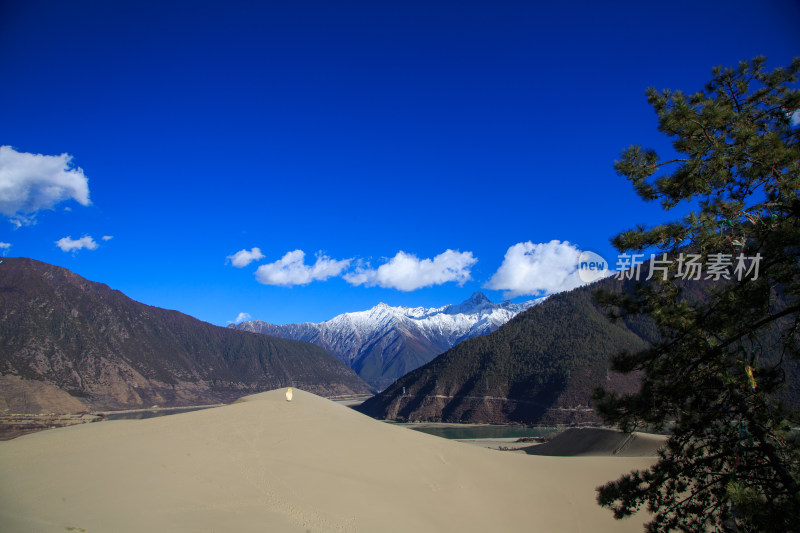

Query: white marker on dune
[{"left": 285, "top": 387, "right": 293, "bottom": 401}]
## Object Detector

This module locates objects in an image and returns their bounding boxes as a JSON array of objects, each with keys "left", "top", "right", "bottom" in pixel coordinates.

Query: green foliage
[{"left": 594, "top": 57, "right": 800, "bottom": 532}]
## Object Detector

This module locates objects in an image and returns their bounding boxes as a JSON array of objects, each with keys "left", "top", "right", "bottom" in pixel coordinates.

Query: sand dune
[
  {"left": 0, "top": 389, "right": 654, "bottom": 532},
  {"left": 525, "top": 427, "right": 667, "bottom": 457}
]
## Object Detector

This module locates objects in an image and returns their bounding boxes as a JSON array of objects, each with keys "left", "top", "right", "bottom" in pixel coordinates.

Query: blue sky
[{"left": 1, "top": 0, "right": 798, "bottom": 325}]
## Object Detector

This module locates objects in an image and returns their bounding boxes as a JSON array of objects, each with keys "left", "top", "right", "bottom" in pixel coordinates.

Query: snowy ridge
[{"left": 233, "top": 292, "right": 540, "bottom": 390}]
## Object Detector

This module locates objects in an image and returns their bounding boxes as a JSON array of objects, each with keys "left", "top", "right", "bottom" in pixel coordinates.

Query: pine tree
[{"left": 592, "top": 57, "right": 800, "bottom": 532}]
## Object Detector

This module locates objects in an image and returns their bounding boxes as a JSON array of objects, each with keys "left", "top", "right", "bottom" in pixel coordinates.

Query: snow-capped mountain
[{"left": 231, "top": 292, "right": 540, "bottom": 391}]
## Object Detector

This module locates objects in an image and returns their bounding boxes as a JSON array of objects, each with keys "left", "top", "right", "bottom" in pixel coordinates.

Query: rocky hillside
[{"left": 0, "top": 258, "right": 370, "bottom": 413}]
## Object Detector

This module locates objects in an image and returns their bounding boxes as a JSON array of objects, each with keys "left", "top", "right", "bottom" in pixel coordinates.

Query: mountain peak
[
  {"left": 464, "top": 292, "right": 490, "bottom": 305},
  {"left": 233, "top": 292, "right": 536, "bottom": 390},
  {"left": 444, "top": 291, "right": 496, "bottom": 315}
]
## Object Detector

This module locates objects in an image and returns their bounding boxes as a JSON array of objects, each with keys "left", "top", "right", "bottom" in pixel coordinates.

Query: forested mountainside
[{"left": 358, "top": 275, "right": 800, "bottom": 425}]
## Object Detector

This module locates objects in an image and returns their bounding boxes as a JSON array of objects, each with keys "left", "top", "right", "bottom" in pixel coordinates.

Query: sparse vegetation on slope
[{"left": 0, "top": 258, "right": 370, "bottom": 412}]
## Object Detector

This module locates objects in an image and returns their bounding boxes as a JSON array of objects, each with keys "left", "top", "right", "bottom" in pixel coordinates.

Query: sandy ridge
[{"left": 0, "top": 389, "right": 654, "bottom": 532}]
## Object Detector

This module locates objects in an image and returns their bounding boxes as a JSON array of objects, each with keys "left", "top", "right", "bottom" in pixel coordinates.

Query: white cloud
[
  {"left": 0, "top": 242, "right": 10, "bottom": 256},
  {"left": 344, "top": 249, "right": 477, "bottom": 291},
  {"left": 0, "top": 146, "right": 90, "bottom": 225},
  {"left": 484, "top": 240, "right": 589, "bottom": 298},
  {"left": 791, "top": 110, "right": 800, "bottom": 128},
  {"left": 232, "top": 312, "right": 252, "bottom": 324},
  {"left": 255, "top": 250, "right": 351, "bottom": 286},
  {"left": 55, "top": 235, "right": 99, "bottom": 253},
  {"left": 101, "top": 235, "right": 113, "bottom": 241},
  {"left": 227, "top": 247, "right": 265, "bottom": 268}
]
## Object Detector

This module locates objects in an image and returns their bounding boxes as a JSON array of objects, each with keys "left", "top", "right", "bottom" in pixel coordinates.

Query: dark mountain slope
[
  {"left": 357, "top": 277, "right": 657, "bottom": 425},
  {"left": 0, "top": 258, "right": 370, "bottom": 412},
  {"left": 357, "top": 272, "right": 800, "bottom": 426}
]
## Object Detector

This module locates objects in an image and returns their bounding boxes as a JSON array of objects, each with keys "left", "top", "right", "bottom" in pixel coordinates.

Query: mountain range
[
  {"left": 356, "top": 275, "right": 800, "bottom": 426},
  {"left": 356, "top": 276, "right": 651, "bottom": 425},
  {"left": 0, "top": 258, "right": 370, "bottom": 413},
  {"left": 6, "top": 256, "right": 795, "bottom": 429},
  {"left": 231, "top": 292, "right": 538, "bottom": 390}
]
